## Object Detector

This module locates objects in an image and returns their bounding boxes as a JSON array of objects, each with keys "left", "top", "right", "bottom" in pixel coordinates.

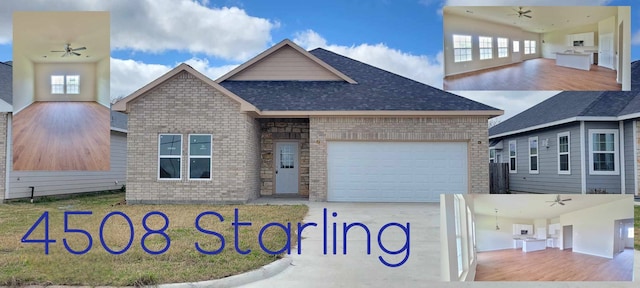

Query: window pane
[
  {"left": 51, "top": 75, "right": 65, "bottom": 94},
  {"left": 593, "top": 153, "right": 615, "bottom": 171},
  {"left": 510, "top": 158, "right": 516, "bottom": 170},
  {"left": 509, "top": 142, "right": 516, "bottom": 156},
  {"left": 190, "top": 135, "right": 211, "bottom": 156},
  {"left": 190, "top": 158, "right": 211, "bottom": 179},
  {"left": 513, "top": 41, "right": 519, "bottom": 52},
  {"left": 560, "top": 154, "right": 569, "bottom": 171},
  {"left": 529, "top": 139, "right": 538, "bottom": 155},
  {"left": 66, "top": 75, "right": 80, "bottom": 94},
  {"left": 559, "top": 136, "right": 569, "bottom": 153},
  {"left": 159, "top": 135, "right": 182, "bottom": 156},
  {"left": 159, "top": 158, "right": 181, "bottom": 179},
  {"left": 530, "top": 156, "right": 538, "bottom": 171}
]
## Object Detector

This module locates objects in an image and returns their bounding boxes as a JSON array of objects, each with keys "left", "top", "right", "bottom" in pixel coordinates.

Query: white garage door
[{"left": 327, "top": 141, "right": 468, "bottom": 202}]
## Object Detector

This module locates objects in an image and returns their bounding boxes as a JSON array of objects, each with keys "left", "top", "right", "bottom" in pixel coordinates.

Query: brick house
[{"left": 113, "top": 39, "right": 502, "bottom": 203}]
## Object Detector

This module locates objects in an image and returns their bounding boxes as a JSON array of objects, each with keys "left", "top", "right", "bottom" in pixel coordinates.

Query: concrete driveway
[{"left": 239, "top": 202, "right": 440, "bottom": 287}]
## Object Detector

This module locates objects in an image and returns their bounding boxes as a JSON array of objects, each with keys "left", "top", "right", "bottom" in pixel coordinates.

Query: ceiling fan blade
[
  {"left": 523, "top": 15, "right": 532, "bottom": 18},
  {"left": 559, "top": 202, "right": 565, "bottom": 205},
  {"left": 72, "top": 52, "right": 81, "bottom": 56},
  {"left": 51, "top": 50, "right": 66, "bottom": 53},
  {"left": 562, "top": 198, "right": 572, "bottom": 202},
  {"left": 72, "top": 47, "right": 86, "bottom": 51},
  {"left": 522, "top": 10, "right": 531, "bottom": 14},
  {"left": 550, "top": 202, "right": 556, "bottom": 207}
]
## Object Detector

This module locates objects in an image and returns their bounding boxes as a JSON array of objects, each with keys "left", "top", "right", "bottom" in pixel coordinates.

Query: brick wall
[
  {"left": 259, "top": 119, "right": 310, "bottom": 195},
  {"left": 244, "top": 115, "right": 261, "bottom": 200},
  {"left": 126, "top": 71, "right": 257, "bottom": 204},
  {"left": 309, "top": 116, "right": 490, "bottom": 201}
]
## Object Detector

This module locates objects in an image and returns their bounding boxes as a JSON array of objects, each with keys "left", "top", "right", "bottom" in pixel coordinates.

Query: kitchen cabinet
[
  {"left": 548, "top": 223, "right": 561, "bottom": 235},
  {"left": 513, "top": 224, "right": 533, "bottom": 235},
  {"left": 566, "top": 32, "right": 595, "bottom": 47},
  {"left": 513, "top": 239, "right": 523, "bottom": 249}
]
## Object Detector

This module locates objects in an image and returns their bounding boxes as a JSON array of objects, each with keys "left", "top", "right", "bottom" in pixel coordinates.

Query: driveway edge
[{"left": 157, "top": 256, "right": 293, "bottom": 288}]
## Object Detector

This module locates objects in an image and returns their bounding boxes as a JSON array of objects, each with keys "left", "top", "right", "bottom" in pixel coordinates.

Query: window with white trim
[
  {"left": 189, "top": 134, "right": 212, "bottom": 180},
  {"left": 497, "top": 37, "right": 508, "bottom": 58},
  {"left": 158, "top": 134, "right": 182, "bottom": 180},
  {"left": 628, "top": 227, "right": 634, "bottom": 238},
  {"left": 489, "top": 148, "right": 496, "bottom": 163},
  {"left": 453, "top": 34, "right": 472, "bottom": 62},
  {"left": 51, "top": 75, "right": 80, "bottom": 94},
  {"left": 524, "top": 40, "right": 536, "bottom": 55},
  {"left": 479, "top": 36, "right": 493, "bottom": 60},
  {"left": 557, "top": 132, "right": 570, "bottom": 174},
  {"left": 589, "top": 129, "right": 619, "bottom": 175},
  {"left": 513, "top": 40, "right": 519, "bottom": 53},
  {"left": 529, "top": 137, "right": 539, "bottom": 174},
  {"left": 509, "top": 140, "right": 517, "bottom": 173}
]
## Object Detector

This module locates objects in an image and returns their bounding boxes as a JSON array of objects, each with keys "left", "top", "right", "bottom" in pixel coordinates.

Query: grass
[{"left": 0, "top": 192, "right": 308, "bottom": 286}]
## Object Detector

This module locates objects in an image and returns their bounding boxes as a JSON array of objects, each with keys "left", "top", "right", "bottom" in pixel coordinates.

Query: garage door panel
[{"left": 327, "top": 141, "right": 468, "bottom": 202}]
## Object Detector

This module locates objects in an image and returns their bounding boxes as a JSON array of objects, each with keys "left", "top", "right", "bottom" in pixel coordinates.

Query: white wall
[
  {"left": 34, "top": 63, "right": 96, "bottom": 102},
  {"left": 12, "top": 54, "right": 34, "bottom": 114},
  {"left": 475, "top": 214, "right": 533, "bottom": 252},
  {"left": 559, "top": 197, "right": 633, "bottom": 258},
  {"left": 95, "top": 57, "right": 110, "bottom": 107},
  {"left": 443, "top": 13, "right": 541, "bottom": 76},
  {"left": 541, "top": 23, "right": 598, "bottom": 59}
]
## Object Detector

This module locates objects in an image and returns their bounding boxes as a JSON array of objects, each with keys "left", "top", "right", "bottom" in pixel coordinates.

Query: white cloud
[
  {"left": 451, "top": 90, "right": 560, "bottom": 122},
  {"left": 444, "top": 0, "right": 610, "bottom": 5},
  {"left": 293, "top": 29, "right": 444, "bottom": 88},
  {"left": 633, "top": 30, "right": 640, "bottom": 45},
  {"left": 110, "top": 58, "right": 172, "bottom": 100},
  {"left": 0, "top": 0, "right": 278, "bottom": 61},
  {"left": 182, "top": 57, "right": 238, "bottom": 80}
]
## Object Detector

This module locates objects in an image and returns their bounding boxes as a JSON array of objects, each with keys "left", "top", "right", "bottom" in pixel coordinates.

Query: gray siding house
[
  {"left": 489, "top": 67, "right": 640, "bottom": 195},
  {"left": 0, "top": 61, "right": 127, "bottom": 201},
  {"left": 114, "top": 39, "right": 503, "bottom": 204}
]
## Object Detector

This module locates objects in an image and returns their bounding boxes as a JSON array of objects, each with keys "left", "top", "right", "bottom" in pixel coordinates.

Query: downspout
[
  {"left": 619, "top": 121, "right": 625, "bottom": 194},
  {"left": 634, "top": 120, "right": 638, "bottom": 196},
  {"left": 580, "top": 121, "right": 586, "bottom": 194},
  {"left": 4, "top": 113, "right": 11, "bottom": 201}
]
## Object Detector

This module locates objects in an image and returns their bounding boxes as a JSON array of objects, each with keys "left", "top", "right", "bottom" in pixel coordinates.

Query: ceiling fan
[
  {"left": 546, "top": 194, "right": 572, "bottom": 206},
  {"left": 50, "top": 43, "right": 87, "bottom": 57},
  {"left": 511, "top": 7, "right": 532, "bottom": 19}
]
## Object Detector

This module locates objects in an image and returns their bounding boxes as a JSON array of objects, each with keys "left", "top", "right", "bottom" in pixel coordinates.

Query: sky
[{"left": 0, "top": 0, "right": 638, "bottom": 122}]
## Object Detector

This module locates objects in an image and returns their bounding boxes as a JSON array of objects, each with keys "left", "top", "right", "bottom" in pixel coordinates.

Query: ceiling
[
  {"left": 13, "top": 11, "right": 109, "bottom": 63},
  {"left": 445, "top": 6, "right": 619, "bottom": 34},
  {"left": 472, "top": 194, "right": 630, "bottom": 219}
]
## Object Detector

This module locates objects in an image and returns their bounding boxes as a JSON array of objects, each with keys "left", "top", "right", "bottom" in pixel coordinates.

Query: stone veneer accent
[
  {"left": 259, "top": 119, "right": 310, "bottom": 196},
  {"left": 126, "top": 71, "right": 260, "bottom": 204},
  {"left": 0, "top": 113, "right": 6, "bottom": 202},
  {"left": 308, "top": 116, "right": 490, "bottom": 201}
]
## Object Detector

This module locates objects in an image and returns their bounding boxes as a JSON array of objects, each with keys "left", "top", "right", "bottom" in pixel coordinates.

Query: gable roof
[
  {"left": 112, "top": 63, "right": 259, "bottom": 113},
  {"left": 0, "top": 61, "right": 12, "bottom": 105},
  {"left": 219, "top": 48, "right": 501, "bottom": 114},
  {"left": 216, "top": 39, "right": 357, "bottom": 84},
  {"left": 489, "top": 90, "right": 640, "bottom": 138}
]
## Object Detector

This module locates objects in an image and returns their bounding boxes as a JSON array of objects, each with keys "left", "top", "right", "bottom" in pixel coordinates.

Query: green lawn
[{"left": 0, "top": 192, "right": 308, "bottom": 286}]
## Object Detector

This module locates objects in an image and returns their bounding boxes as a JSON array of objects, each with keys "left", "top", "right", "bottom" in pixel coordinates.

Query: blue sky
[{"left": 0, "top": 0, "right": 638, "bottom": 120}]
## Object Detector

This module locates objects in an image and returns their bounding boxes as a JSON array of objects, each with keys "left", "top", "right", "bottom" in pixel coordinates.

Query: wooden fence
[{"left": 489, "top": 163, "right": 509, "bottom": 194}]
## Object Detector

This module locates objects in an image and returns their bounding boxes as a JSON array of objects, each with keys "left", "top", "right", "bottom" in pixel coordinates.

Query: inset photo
[
  {"left": 441, "top": 194, "right": 634, "bottom": 281},
  {"left": 12, "top": 11, "right": 110, "bottom": 171},
  {"left": 442, "top": 6, "right": 631, "bottom": 91}
]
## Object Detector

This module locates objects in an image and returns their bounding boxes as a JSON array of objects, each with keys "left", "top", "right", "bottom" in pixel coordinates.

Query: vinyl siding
[
  {"left": 623, "top": 120, "right": 636, "bottom": 194},
  {"left": 7, "top": 131, "right": 127, "bottom": 199},
  {"left": 504, "top": 123, "right": 582, "bottom": 194},
  {"left": 584, "top": 121, "right": 621, "bottom": 194},
  {"left": 228, "top": 45, "right": 343, "bottom": 81}
]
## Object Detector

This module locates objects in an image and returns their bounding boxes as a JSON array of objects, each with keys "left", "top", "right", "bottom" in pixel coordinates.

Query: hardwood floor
[
  {"left": 12, "top": 102, "right": 110, "bottom": 171},
  {"left": 444, "top": 58, "right": 622, "bottom": 91},
  {"left": 474, "top": 248, "right": 634, "bottom": 281}
]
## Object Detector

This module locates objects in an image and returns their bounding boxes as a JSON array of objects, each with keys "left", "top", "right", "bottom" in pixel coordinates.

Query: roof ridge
[{"left": 580, "top": 91, "right": 632, "bottom": 116}]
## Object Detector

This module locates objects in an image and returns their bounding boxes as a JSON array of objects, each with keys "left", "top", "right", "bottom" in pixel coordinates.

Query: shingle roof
[
  {"left": 489, "top": 91, "right": 640, "bottom": 137},
  {"left": 219, "top": 48, "right": 500, "bottom": 112},
  {"left": 110, "top": 109, "right": 128, "bottom": 131},
  {"left": 0, "top": 61, "right": 12, "bottom": 105}
]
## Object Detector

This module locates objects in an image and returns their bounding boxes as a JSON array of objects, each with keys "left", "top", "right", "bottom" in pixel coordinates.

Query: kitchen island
[
  {"left": 522, "top": 239, "right": 546, "bottom": 252},
  {"left": 556, "top": 52, "right": 591, "bottom": 71}
]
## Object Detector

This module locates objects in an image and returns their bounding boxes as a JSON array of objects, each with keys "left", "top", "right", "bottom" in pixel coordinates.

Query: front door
[
  {"left": 599, "top": 33, "right": 614, "bottom": 69},
  {"left": 275, "top": 142, "right": 299, "bottom": 194}
]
